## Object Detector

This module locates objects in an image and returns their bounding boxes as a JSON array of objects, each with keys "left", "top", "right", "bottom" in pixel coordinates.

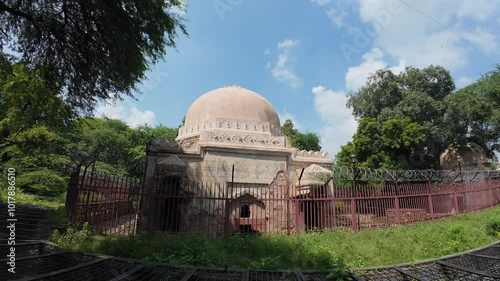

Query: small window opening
[{"left": 240, "top": 205, "right": 250, "bottom": 218}]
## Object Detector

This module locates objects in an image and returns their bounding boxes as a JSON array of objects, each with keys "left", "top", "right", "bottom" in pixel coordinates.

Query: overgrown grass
[
  {"left": 0, "top": 188, "right": 66, "bottom": 209},
  {"left": 51, "top": 205, "right": 500, "bottom": 270}
]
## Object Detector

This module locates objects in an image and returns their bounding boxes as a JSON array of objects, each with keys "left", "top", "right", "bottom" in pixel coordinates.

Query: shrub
[
  {"left": 50, "top": 222, "right": 92, "bottom": 248},
  {"left": 486, "top": 216, "right": 500, "bottom": 237},
  {"left": 17, "top": 168, "right": 67, "bottom": 196}
]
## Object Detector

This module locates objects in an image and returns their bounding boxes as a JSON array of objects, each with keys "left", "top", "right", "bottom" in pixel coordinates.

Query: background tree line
[
  {"left": 0, "top": 55, "right": 179, "bottom": 194},
  {"left": 0, "top": 49, "right": 180, "bottom": 196}
]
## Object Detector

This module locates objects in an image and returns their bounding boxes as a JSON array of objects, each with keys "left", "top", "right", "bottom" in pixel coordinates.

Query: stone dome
[
  {"left": 440, "top": 142, "right": 491, "bottom": 170},
  {"left": 182, "top": 85, "right": 281, "bottom": 135}
]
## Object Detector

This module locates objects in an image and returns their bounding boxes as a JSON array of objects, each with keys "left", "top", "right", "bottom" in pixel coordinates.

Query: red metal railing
[
  {"left": 67, "top": 166, "right": 500, "bottom": 236},
  {"left": 66, "top": 166, "right": 142, "bottom": 235}
]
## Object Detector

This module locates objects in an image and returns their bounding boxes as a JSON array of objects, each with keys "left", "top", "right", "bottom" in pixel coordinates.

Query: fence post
[
  {"left": 351, "top": 198, "right": 357, "bottom": 231},
  {"left": 472, "top": 184, "right": 478, "bottom": 211},
  {"left": 394, "top": 197, "right": 401, "bottom": 225},
  {"left": 83, "top": 163, "right": 96, "bottom": 223},
  {"left": 427, "top": 194, "right": 434, "bottom": 221},
  {"left": 294, "top": 197, "right": 300, "bottom": 234},
  {"left": 66, "top": 166, "right": 81, "bottom": 224},
  {"left": 487, "top": 173, "right": 494, "bottom": 207},
  {"left": 428, "top": 180, "right": 434, "bottom": 221},
  {"left": 286, "top": 182, "right": 291, "bottom": 235},
  {"left": 490, "top": 185, "right": 495, "bottom": 207},
  {"left": 453, "top": 190, "right": 459, "bottom": 214}
]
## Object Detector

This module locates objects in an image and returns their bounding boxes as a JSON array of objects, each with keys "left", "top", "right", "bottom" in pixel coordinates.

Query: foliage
[
  {"left": 336, "top": 116, "right": 425, "bottom": 168},
  {"left": 65, "top": 118, "right": 179, "bottom": 178},
  {"left": 340, "top": 65, "right": 500, "bottom": 168},
  {"left": 281, "top": 119, "right": 321, "bottom": 151},
  {"left": 51, "top": 222, "right": 92, "bottom": 246},
  {"left": 0, "top": 188, "right": 66, "bottom": 209},
  {"left": 0, "top": 53, "right": 73, "bottom": 150},
  {"left": 16, "top": 168, "right": 67, "bottom": 196},
  {"left": 127, "top": 124, "right": 178, "bottom": 176},
  {"left": 0, "top": 0, "right": 188, "bottom": 113},
  {"left": 444, "top": 66, "right": 500, "bottom": 155},
  {"left": 66, "top": 117, "right": 134, "bottom": 171},
  {"left": 0, "top": 53, "right": 73, "bottom": 195},
  {"left": 486, "top": 216, "right": 500, "bottom": 237},
  {"left": 55, "top": 206, "right": 500, "bottom": 270},
  {"left": 0, "top": 56, "right": 179, "bottom": 194}
]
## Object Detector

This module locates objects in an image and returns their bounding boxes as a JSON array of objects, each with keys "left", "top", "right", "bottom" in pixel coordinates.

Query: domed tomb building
[
  {"left": 142, "top": 85, "right": 334, "bottom": 236},
  {"left": 440, "top": 142, "right": 492, "bottom": 171}
]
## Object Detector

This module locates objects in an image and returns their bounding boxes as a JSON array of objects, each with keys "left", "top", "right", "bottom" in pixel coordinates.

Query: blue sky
[{"left": 96, "top": 0, "right": 500, "bottom": 158}]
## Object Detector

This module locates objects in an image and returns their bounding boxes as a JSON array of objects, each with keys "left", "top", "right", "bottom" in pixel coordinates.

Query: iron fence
[
  {"left": 66, "top": 165, "right": 142, "bottom": 235},
  {"left": 66, "top": 165, "right": 500, "bottom": 236}
]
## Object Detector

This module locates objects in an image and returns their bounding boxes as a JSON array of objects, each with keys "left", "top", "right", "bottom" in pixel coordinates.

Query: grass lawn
[
  {"left": 0, "top": 188, "right": 66, "bottom": 209},
  {"left": 51, "top": 205, "right": 500, "bottom": 271}
]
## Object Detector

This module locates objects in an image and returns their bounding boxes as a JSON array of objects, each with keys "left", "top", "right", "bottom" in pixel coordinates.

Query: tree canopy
[
  {"left": 0, "top": 53, "right": 179, "bottom": 194},
  {"left": 0, "top": 0, "right": 187, "bottom": 113},
  {"left": 281, "top": 119, "right": 321, "bottom": 151},
  {"left": 338, "top": 65, "right": 500, "bottom": 169}
]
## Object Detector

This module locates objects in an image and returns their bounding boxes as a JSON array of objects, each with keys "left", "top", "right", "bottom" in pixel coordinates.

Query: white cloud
[
  {"left": 457, "top": 0, "right": 500, "bottom": 21},
  {"left": 345, "top": 48, "right": 406, "bottom": 91},
  {"left": 351, "top": 0, "right": 499, "bottom": 71},
  {"left": 455, "top": 76, "right": 474, "bottom": 89},
  {"left": 278, "top": 112, "right": 303, "bottom": 131},
  {"left": 268, "top": 39, "right": 302, "bottom": 88},
  {"left": 326, "top": 8, "right": 346, "bottom": 29},
  {"left": 264, "top": 48, "right": 271, "bottom": 55},
  {"left": 461, "top": 28, "right": 498, "bottom": 54},
  {"left": 95, "top": 98, "right": 156, "bottom": 128},
  {"left": 277, "top": 39, "right": 299, "bottom": 49},
  {"left": 310, "top": 0, "right": 331, "bottom": 6},
  {"left": 312, "top": 86, "right": 357, "bottom": 157},
  {"left": 126, "top": 107, "right": 156, "bottom": 128}
]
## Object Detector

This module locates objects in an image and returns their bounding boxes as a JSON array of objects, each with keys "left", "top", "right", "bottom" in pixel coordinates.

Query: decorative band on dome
[{"left": 224, "top": 84, "right": 244, "bottom": 89}]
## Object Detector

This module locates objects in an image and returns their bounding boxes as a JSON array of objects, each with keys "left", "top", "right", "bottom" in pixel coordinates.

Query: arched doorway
[
  {"left": 228, "top": 194, "right": 266, "bottom": 234},
  {"left": 154, "top": 176, "right": 182, "bottom": 233},
  {"left": 240, "top": 204, "right": 250, "bottom": 218}
]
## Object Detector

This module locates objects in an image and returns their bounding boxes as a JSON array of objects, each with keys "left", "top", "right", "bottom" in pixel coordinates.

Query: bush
[
  {"left": 18, "top": 168, "right": 67, "bottom": 196},
  {"left": 50, "top": 222, "right": 92, "bottom": 248},
  {"left": 486, "top": 216, "right": 500, "bottom": 237}
]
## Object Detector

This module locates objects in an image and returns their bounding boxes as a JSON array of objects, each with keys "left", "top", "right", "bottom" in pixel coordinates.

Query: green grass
[
  {"left": 51, "top": 205, "right": 500, "bottom": 271},
  {"left": 0, "top": 188, "right": 66, "bottom": 209}
]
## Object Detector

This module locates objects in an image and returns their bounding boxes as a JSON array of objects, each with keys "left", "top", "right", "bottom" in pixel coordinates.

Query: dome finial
[{"left": 224, "top": 84, "right": 244, "bottom": 89}]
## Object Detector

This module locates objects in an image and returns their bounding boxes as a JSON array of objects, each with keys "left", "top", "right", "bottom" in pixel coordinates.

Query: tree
[
  {"left": 0, "top": 53, "right": 73, "bottom": 150},
  {"left": 345, "top": 66, "right": 452, "bottom": 168},
  {"left": 66, "top": 117, "right": 135, "bottom": 176},
  {"left": 281, "top": 119, "right": 321, "bottom": 151},
  {"left": 0, "top": 53, "right": 73, "bottom": 195},
  {"left": 341, "top": 64, "right": 499, "bottom": 168},
  {"left": 443, "top": 66, "right": 500, "bottom": 156},
  {"left": 336, "top": 116, "right": 424, "bottom": 169},
  {"left": 0, "top": 0, "right": 188, "bottom": 113},
  {"left": 128, "top": 124, "right": 178, "bottom": 177}
]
